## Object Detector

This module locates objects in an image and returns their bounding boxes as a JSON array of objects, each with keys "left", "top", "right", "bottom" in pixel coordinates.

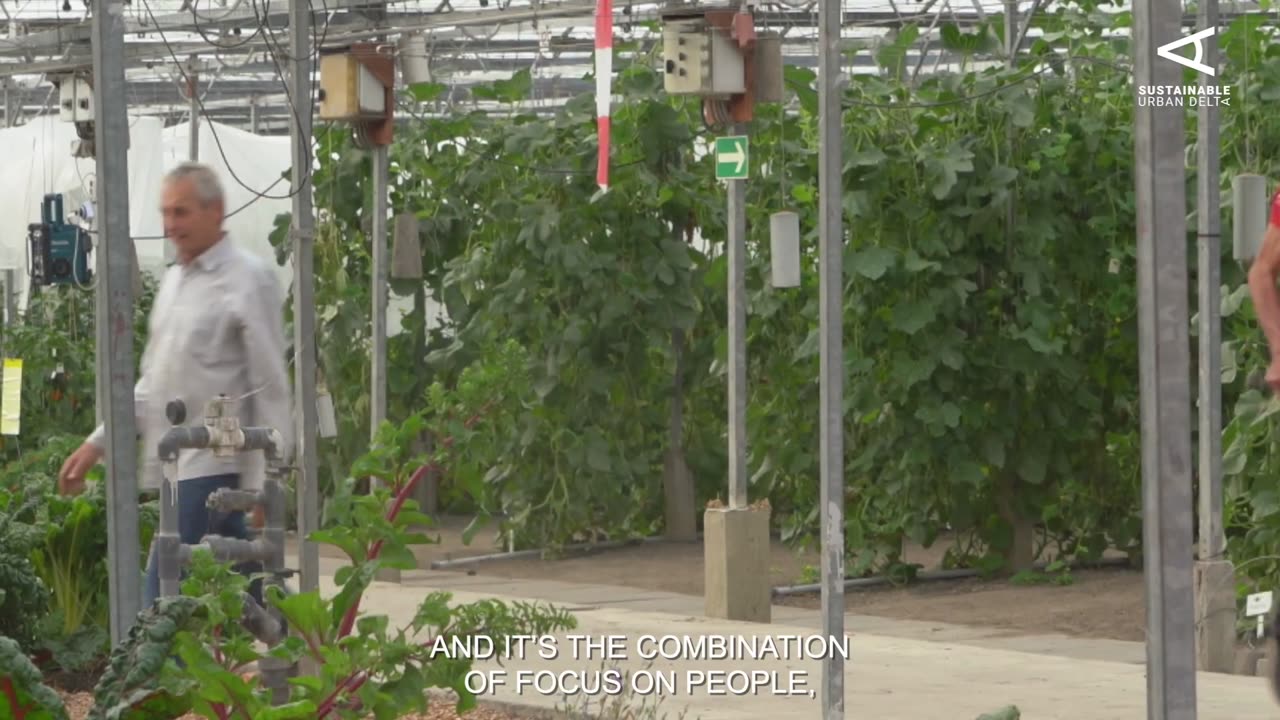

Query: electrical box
[
  {"left": 318, "top": 53, "right": 387, "bottom": 121},
  {"left": 58, "top": 76, "right": 94, "bottom": 123},
  {"left": 663, "top": 22, "right": 745, "bottom": 97},
  {"left": 28, "top": 193, "right": 92, "bottom": 287}
]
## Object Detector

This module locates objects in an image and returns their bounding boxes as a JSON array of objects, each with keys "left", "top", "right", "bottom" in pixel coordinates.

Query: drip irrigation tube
[
  {"left": 429, "top": 533, "right": 704, "bottom": 570},
  {"left": 770, "top": 556, "right": 1134, "bottom": 596}
]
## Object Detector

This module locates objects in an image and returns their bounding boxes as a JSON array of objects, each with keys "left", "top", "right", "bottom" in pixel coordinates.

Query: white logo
[{"left": 1156, "top": 27, "right": 1217, "bottom": 77}]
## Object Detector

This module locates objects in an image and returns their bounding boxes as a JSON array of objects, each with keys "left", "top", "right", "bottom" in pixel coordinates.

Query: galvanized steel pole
[
  {"left": 91, "top": 0, "right": 141, "bottom": 645},
  {"left": 1134, "top": 0, "right": 1199, "bottom": 713},
  {"left": 818, "top": 0, "right": 844, "bottom": 714},
  {"left": 726, "top": 120, "right": 747, "bottom": 511},
  {"left": 288, "top": 0, "right": 320, "bottom": 595}
]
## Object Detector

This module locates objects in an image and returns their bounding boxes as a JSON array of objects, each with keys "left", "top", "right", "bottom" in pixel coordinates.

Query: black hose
[
  {"left": 241, "top": 427, "right": 279, "bottom": 459},
  {"left": 157, "top": 426, "right": 211, "bottom": 462}
]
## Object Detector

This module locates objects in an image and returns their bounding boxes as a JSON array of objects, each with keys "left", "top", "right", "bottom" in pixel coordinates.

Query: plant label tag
[{"left": 1247, "top": 591, "right": 1273, "bottom": 617}]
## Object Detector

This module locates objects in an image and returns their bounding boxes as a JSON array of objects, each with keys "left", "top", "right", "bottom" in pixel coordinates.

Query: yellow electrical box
[{"left": 318, "top": 53, "right": 387, "bottom": 121}]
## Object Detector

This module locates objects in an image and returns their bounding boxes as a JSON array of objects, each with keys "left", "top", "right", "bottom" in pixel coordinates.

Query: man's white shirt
[{"left": 86, "top": 236, "right": 295, "bottom": 491}]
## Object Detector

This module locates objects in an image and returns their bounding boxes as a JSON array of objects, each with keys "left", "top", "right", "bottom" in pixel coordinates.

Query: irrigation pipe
[
  {"left": 430, "top": 533, "right": 705, "bottom": 570},
  {"left": 770, "top": 555, "right": 1134, "bottom": 596}
]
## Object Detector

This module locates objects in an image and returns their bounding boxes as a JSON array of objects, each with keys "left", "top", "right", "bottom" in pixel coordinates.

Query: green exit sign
[{"left": 715, "top": 136, "right": 749, "bottom": 180}]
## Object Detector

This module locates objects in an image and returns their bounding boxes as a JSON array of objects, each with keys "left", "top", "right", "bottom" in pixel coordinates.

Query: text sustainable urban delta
[{"left": 1136, "top": 83, "right": 1231, "bottom": 108}]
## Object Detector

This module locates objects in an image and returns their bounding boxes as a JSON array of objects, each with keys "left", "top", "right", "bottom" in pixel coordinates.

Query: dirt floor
[{"left": 402, "top": 516, "right": 1148, "bottom": 643}]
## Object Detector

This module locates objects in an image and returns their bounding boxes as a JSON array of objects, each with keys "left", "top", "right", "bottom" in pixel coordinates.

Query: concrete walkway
[{"left": 312, "top": 556, "right": 1279, "bottom": 719}]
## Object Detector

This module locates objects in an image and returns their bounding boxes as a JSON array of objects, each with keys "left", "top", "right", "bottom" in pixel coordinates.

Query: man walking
[{"left": 57, "top": 161, "right": 294, "bottom": 608}]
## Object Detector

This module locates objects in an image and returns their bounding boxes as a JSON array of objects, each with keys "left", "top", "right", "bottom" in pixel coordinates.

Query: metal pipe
[
  {"left": 427, "top": 535, "right": 689, "bottom": 570},
  {"left": 239, "top": 592, "right": 287, "bottom": 644},
  {"left": 154, "top": 395, "right": 296, "bottom": 702},
  {"left": 206, "top": 488, "right": 263, "bottom": 513},
  {"left": 202, "top": 535, "right": 273, "bottom": 564},
  {"left": 157, "top": 426, "right": 212, "bottom": 462},
  {"left": 770, "top": 556, "right": 1134, "bottom": 596}
]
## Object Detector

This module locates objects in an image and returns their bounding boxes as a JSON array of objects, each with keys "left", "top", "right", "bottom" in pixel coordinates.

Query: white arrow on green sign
[{"left": 715, "top": 135, "right": 749, "bottom": 180}]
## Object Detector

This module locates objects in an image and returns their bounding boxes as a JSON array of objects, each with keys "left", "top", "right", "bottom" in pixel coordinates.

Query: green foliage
[
  {"left": 87, "top": 595, "right": 206, "bottom": 720},
  {"left": 0, "top": 484, "right": 50, "bottom": 651},
  {"left": 0, "top": 276, "right": 156, "bottom": 461},
  {"left": 0, "top": 636, "right": 68, "bottom": 720},
  {"left": 290, "top": 17, "right": 1157, "bottom": 569},
  {"left": 82, "top": 406, "right": 576, "bottom": 719},
  {"left": 0, "top": 435, "right": 158, "bottom": 674},
  {"left": 976, "top": 707, "right": 1020, "bottom": 720}
]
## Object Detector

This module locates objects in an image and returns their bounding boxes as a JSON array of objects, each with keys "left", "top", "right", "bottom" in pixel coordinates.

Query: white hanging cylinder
[
  {"left": 397, "top": 33, "right": 431, "bottom": 86},
  {"left": 390, "top": 213, "right": 422, "bottom": 279},
  {"left": 769, "top": 211, "right": 801, "bottom": 288},
  {"left": 1233, "top": 173, "right": 1268, "bottom": 264},
  {"left": 316, "top": 387, "right": 337, "bottom": 439}
]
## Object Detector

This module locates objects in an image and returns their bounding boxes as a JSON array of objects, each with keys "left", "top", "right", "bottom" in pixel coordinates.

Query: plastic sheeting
[
  {"left": 0, "top": 114, "right": 167, "bottom": 310},
  {"left": 0, "top": 114, "right": 428, "bottom": 335}
]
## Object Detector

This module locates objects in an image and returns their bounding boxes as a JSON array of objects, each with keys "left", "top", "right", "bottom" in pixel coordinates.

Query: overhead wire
[{"left": 73, "top": 0, "right": 332, "bottom": 240}]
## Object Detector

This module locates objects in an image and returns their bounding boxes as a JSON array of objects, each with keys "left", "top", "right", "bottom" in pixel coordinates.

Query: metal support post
[
  {"left": 91, "top": 0, "right": 141, "bottom": 646},
  {"left": 370, "top": 142, "right": 399, "bottom": 582},
  {"left": 371, "top": 145, "right": 388, "bottom": 442},
  {"left": 249, "top": 96, "right": 258, "bottom": 135},
  {"left": 726, "top": 122, "right": 747, "bottom": 511},
  {"left": 288, "top": 0, "right": 320, "bottom": 596},
  {"left": 1134, "top": 0, "right": 1199, "bottom": 713},
  {"left": 1193, "top": 0, "right": 1235, "bottom": 674},
  {"left": 188, "top": 57, "right": 199, "bottom": 161},
  {"left": 818, "top": 0, "right": 844, "bottom": 712},
  {"left": 171, "top": 56, "right": 197, "bottom": 267},
  {"left": 3, "top": 268, "right": 14, "bottom": 323}
]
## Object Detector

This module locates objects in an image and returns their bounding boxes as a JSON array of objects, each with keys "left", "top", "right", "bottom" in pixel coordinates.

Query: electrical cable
[{"left": 140, "top": 0, "right": 315, "bottom": 203}]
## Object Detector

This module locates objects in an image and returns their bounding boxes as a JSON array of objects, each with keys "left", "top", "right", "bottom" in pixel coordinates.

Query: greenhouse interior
[{"left": 0, "top": 0, "right": 1277, "bottom": 717}]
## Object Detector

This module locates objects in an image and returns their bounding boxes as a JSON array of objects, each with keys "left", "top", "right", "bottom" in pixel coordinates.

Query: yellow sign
[{"left": 2, "top": 358, "right": 21, "bottom": 436}]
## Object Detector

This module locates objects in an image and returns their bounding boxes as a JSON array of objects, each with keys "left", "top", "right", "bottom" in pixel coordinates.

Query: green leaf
[
  {"left": 982, "top": 434, "right": 1006, "bottom": 468},
  {"left": 891, "top": 300, "right": 937, "bottom": 334},
  {"left": 1017, "top": 447, "right": 1048, "bottom": 485},
  {"left": 586, "top": 434, "right": 611, "bottom": 473},
  {"left": 1221, "top": 283, "right": 1250, "bottom": 317},
  {"left": 953, "top": 461, "right": 984, "bottom": 485},
  {"left": 848, "top": 246, "right": 896, "bottom": 280},
  {"left": 846, "top": 148, "right": 888, "bottom": 168},
  {"left": 407, "top": 82, "right": 447, "bottom": 102}
]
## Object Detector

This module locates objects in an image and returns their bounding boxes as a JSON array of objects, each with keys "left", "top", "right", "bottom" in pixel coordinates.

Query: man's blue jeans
[{"left": 143, "top": 473, "right": 263, "bottom": 608}]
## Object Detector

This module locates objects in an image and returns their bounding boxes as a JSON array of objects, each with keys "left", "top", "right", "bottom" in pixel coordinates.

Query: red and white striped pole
[{"left": 594, "top": 0, "right": 612, "bottom": 191}]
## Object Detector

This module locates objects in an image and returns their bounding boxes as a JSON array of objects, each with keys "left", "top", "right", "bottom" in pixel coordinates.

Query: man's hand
[
  {"left": 251, "top": 505, "right": 265, "bottom": 529},
  {"left": 58, "top": 442, "right": 104, "bottom": 496}
]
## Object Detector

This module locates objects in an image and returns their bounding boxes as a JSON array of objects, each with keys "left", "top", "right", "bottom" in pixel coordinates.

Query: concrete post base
[
  {"left": 704, "top": 506, "right": 771, "bottom": 623},
  {"left": 1195, "top": 559, "right": 1238, "bottom": 673}
]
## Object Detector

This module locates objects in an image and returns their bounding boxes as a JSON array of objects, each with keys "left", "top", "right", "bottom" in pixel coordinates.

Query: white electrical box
[
  {"left": 58, "top": 76, "right": 94, "bottom": 123},
  {"left": 662, "top": 22, "right": 745, "bottom": 97},
  {"left": 318, "top": 53, "right": 387, "bottom": 121}
]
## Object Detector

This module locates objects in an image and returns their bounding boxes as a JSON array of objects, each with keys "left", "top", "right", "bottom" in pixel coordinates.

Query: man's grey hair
[{"left": 165, "top": 162, "right": 225, "bottom": 208}]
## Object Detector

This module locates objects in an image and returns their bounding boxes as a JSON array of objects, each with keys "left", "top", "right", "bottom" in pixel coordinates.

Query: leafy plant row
[
  {"left": 0, "top": 388, "right": 576, "bottom": 720},
  {"left": 273, "top": 2, "right": 1280, "bottom": 587},
  {"left": 9, "top": 0, "right": 1280, "bottom": 619}
]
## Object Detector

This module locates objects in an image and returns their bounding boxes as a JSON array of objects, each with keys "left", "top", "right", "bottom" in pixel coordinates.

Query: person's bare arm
[{"left": 1249, "top": 223, "right": 1280, "bottom": 360}]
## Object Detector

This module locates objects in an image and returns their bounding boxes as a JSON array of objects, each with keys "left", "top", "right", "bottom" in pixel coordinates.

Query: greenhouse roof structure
[{"left": 0, "top": 0, "right": 1253, "bottom": 133}]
